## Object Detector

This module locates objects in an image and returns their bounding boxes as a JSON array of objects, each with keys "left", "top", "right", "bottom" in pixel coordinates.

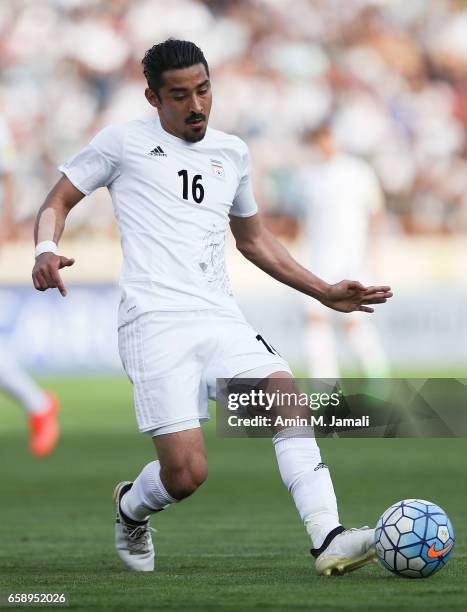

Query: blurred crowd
[{"left": 1, "top": 0, "right": 467, "bottom": 239}]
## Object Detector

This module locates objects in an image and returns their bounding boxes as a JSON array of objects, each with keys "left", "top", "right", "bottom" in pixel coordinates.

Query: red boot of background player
[{"left": 29, "top": 393, "right": 60, "bottom": 458}]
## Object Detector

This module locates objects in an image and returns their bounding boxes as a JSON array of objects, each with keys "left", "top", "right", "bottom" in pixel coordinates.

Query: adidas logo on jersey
[{"left": 148, "top": 146, "right": 167, "bottom": 157}]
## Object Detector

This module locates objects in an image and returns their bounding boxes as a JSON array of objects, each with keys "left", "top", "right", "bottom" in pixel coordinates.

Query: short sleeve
[
  {"left": 229, "top": 144, "right": 258, "bottom": 218},
  {"left": 58, "top": 123, "right": 124, "bottom": 195}
]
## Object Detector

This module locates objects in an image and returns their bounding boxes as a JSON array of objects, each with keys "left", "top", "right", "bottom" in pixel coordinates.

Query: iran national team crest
[{"left": 210, "top": 158, "right": 225, "bottom": 179}]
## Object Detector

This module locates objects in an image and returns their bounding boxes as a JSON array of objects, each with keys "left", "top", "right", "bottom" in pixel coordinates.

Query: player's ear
[{"left": 145, "top": 87, "right": 161, "bottom": 110}]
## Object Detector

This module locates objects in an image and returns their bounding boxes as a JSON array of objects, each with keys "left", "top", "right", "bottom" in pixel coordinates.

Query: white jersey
[
  {"left": 298, "top": 153, "right": 383, "bottom": 280},
  {"left": 59, "top": 116, "right": 257, "bottom": 326}
]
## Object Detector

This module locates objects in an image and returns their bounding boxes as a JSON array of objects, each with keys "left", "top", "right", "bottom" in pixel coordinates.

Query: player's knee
[
  {"left": 162, "top": 460, "right": 208, "bottom": 500},
  {"left": 191, "top": 461, "right": 208, "bottom": 490}
]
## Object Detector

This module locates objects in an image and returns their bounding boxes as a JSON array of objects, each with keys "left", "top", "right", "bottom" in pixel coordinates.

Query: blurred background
[{"left": 1, "top": 0, "right": 467, "bottom": 377}]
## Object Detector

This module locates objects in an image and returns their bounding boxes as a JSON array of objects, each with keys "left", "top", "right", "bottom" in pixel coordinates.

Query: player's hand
[
  {"left": 32, "top": 252, "right": 75, "bottom": 297},
  {"left": 320, "top": 280, "right": 392, "bottom": 313}
]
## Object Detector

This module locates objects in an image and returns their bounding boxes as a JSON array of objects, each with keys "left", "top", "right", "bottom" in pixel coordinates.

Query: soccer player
[
  {"left": 298, "top": 123, "right": 390, "bottom": 378},
  {"left": 0, "top": 115, "right": 59, "bottom": 458},
  {"left": 32, "top": 40, "right": 392, "bottom": 575}
]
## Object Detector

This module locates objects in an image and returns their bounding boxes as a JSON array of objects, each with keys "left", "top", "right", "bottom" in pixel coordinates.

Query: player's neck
[
  {"left": 157, "top": 115, "right": 206, "bottom": 145},
  {"left": 158, "top": 116, "right": 182, "bottom": 140}
]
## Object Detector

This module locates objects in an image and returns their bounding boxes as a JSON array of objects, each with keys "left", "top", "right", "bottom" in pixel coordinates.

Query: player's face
[{"left": 146, "top": 64, "right": 212, "bottom": 143}]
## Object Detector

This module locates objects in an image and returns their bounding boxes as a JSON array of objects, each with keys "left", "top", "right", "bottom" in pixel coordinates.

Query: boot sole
[{"left": 316, "top": 546, "right": 377, "bottom": 576}]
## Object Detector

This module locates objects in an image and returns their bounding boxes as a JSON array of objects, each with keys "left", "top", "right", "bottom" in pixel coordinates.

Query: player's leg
[
  {"left": 0, "top": 344, "right": 59, "bottom": 457},
  {"left": 120, "top": 425, "right": 207, "bottom": 521},
  {"left": 343, "top": 316, "right": 390, "bottom": 377},
  {"left": 0, "top": 346, "right": 46, "bottom": 413},
  {"left": 230, "top": 369, "right": 344, "bottom": 551},
  {"left": 259, "top": 371, "right": 375, "bottom": 575},
  {"left": 114, "top": 424, "right": 207, "bottom": 572},
  {"left": 211, "top": 312, "right": 375, "bottom": 575},
  {"left": 264, "top": 372, "right": 341, "bottom": 544},
  {"left": 114, "top": 312, "right": 211, "bottom": 571},
  {"left": 207, "top": 313, "right": 341, "bottom": 549}
]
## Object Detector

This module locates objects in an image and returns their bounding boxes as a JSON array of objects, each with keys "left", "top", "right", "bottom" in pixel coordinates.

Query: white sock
[
  {"left": 346, "top": 320, "right": 390, "bottom": 377},
  {"left": 273, "top": 428, "right": 340, "bottom": 548},
  {"left": 305, "top": 320, "right": 340, "bottom": 379},
  {"left": 0, "top": 346, "right": 48, "bottom": 414},
  {"left": 121, "top": 460, "right": 177, "bottom": 522}
]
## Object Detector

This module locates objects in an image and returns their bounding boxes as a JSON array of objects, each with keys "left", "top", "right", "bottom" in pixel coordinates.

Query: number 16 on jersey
[{"left": 178, "top": 170, "right": 205, "bottom": 204}]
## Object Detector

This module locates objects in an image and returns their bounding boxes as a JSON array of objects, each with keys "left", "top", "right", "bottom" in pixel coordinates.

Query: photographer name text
[{"left": 227, "top": 415, "right": 370, "bottom": 428}]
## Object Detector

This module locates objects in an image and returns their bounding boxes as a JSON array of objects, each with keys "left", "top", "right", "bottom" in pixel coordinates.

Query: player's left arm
[{"left": 229, "top": 213, "right": 392, "bottom": 313}]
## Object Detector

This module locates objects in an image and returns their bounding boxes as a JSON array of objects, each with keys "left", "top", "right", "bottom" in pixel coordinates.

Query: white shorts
[{"left": 118, "top": 309, "right": 292, "bottom": 435}]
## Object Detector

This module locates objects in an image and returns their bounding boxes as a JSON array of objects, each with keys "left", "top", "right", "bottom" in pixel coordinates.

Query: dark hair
[{"left": 142, "top": 39, "right": 209, "bottom": 93}]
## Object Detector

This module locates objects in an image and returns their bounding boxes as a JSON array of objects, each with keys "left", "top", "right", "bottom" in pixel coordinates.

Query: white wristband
[{"left": 35, "top": 240, "right": 58, "bottom": 258}]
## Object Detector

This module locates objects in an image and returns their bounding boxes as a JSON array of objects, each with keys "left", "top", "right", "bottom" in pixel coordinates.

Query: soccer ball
[{"left": 374, "top": 499, "right": 455, "bottom": 578}]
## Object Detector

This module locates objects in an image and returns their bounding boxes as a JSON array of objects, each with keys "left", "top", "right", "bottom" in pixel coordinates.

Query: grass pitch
[{"left": 0, "top": 376, "right": 465, "bottom": 611}]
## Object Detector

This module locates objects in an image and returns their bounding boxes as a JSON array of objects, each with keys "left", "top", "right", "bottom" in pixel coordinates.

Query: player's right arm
[
  {"left": 32, "top": 123, "right": 124, "bottom": 297},
  {"left": 32, "top": 176, "right": 84, "bottom": 296}
]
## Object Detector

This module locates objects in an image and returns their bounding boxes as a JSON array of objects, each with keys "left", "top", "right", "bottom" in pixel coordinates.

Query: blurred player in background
[
  {"left": 32, "top": 40, "right": 392, "bottom": 576},
  {"left": 298, "top": 123, "right": 390, "bottom": 378},
  {"left": 0, "top": 114, "right": 59, "bottom": 458}
]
